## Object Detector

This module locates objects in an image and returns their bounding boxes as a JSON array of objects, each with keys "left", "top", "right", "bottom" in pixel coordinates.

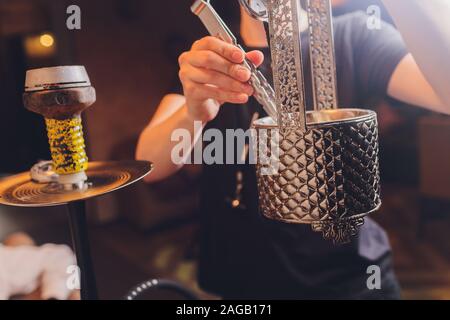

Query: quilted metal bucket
[
  {"left": 252, "top": 109, "right": 381, "bottom": 243},
  {"left": 247, "top": 0, "right": 382, "bottom": 243}
]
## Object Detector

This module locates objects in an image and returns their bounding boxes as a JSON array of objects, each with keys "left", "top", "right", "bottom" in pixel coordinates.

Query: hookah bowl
[
  {"left": 0, "top": 66, "right": 153, "bottom": 299},
  {"left": 23, "top": 66, "right": 94, "bottom": 189}
]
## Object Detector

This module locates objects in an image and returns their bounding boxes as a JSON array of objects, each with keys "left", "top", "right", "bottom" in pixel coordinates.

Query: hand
[{"left": 178, "top": 36, "right": 264, "bottom": 122}]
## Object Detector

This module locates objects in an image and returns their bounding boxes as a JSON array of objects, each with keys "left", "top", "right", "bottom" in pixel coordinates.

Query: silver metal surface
[
  {"left": 253, "top": 110, "right": 381, "bottom": 243},
  {"left": 307, "top": 0, "right": 338, "bottom": 110},
  {"left": 0, "top": 161, "right": 152, "bottom": 207},
  {"left": 30, "top": 160, "right": 59, "bottom": 183},
  {"left": 239, "top": 0, "right": 269, "bottom": 21},
  {"left": 191, "top": 0, "right": 277, "bottom": 120},
  {"left": 30, "top": 161, "right": 89, "bottom": 191},
  {"left": 25, "top": 65, "right": 91, "bottom": 92},
  {"left": 267, "top": 0, "right": 307, "bottom": 131}
]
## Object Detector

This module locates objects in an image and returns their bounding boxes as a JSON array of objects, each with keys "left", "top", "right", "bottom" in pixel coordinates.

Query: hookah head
[
  {"left": 24, "top": 66, "right": 95, "bottom": 118},
  {"left": 23, "top": 66, "right": 96, "bottom": 189}
]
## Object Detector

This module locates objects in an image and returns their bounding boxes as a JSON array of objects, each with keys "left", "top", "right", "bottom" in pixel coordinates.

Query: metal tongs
[{"left": 191, "top": 0, "right": 277, "bottom": 120}]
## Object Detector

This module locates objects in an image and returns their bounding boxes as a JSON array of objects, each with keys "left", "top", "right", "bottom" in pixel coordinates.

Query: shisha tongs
[{"left": 191, "top": 0, "right": 277, "bottom": 120}]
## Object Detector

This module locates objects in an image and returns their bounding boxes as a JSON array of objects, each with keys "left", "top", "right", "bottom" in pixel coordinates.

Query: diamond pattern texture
[{"left": 254, "top": 112, "right": 381, "bottom": 229}]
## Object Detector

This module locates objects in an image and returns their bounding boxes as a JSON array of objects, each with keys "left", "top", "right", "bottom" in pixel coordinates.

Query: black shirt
[{"left": 190, "top": 12, "right": 408, "bottom": 299}]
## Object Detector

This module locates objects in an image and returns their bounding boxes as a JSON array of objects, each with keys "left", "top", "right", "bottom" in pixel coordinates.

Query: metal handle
[
  {"left": 191, "top": 0, "right": 277, "bottom": 120},
  {"left": 267, "top": 0, "right": 307, "bottom": 131},
  {"left": 307, "top": 0, "right": 338, "bottom": 110},
  {"left": 266, "top": 0, "right": 338, "bottom": 131}
]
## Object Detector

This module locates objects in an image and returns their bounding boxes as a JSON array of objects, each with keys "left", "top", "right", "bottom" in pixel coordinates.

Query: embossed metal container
[
  {"left": 243, "top": 0, "right": 383, "bottom": 243},
  {"left": 190, "top": 0, "right": 383, "bottom": 243},
  {"left": 252, "top": 109, "right": 381, "bottom": 243}
]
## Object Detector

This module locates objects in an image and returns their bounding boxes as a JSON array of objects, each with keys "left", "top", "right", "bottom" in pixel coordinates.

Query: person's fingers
[
  {"left": 184, "top": 81, "right": 249, "bottom": 104},
  {"left": 180, "top": 50, "right": 251, "bottom": 82},
  {"left": 179, "top": 65, "right": 254, "bottom": 95},
  {"left": 246, "top": 50, "right": 264, "bottom": 68},
  {"left": 191, "top": 36, "right": 245, "bottom": 63}
]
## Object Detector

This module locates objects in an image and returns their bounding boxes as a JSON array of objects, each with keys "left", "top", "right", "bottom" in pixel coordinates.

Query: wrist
[{"left": 182, "top": 103, "right": 207, "bottom": 125}]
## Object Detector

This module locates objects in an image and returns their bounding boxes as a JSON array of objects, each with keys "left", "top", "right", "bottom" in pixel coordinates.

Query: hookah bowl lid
[{"left": 25, "top": 66, "right": 91, "bottom": 92}]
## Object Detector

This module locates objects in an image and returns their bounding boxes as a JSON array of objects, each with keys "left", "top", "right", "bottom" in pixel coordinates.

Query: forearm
[
  {"left": 136, "top": 103, "right": 203, "bottom": 182},
  {"left": 383, "top": 0, "right": 450, "bottom": 108}
]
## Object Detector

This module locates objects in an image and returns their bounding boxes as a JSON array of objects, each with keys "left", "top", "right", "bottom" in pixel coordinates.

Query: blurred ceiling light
[
  {"left": 24, "top": 32, "right": 56, "bottom": 58},
  {"left": 39, "top": 34, "right": 54, "bottom": 47}
]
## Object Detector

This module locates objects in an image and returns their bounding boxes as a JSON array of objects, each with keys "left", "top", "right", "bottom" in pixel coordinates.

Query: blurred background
[{"left": 0, "top": 0, "right": 449, "bottom": 299}]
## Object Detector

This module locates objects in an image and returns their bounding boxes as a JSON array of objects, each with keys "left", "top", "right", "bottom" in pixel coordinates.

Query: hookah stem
[
  {"left": 67, "top": 200, "right": 98, "bottom": 300},
  {"left": 45, "top": 115, "right": 88, "bottom": 175}
]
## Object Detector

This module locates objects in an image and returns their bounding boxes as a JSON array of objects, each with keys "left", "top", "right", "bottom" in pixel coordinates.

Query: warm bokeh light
[
  {"left": 39, "top": 34, "right": 54, "bottom": 47},
  {"left": 24, "top": 32, "right": 56, "bottom": 58}
]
